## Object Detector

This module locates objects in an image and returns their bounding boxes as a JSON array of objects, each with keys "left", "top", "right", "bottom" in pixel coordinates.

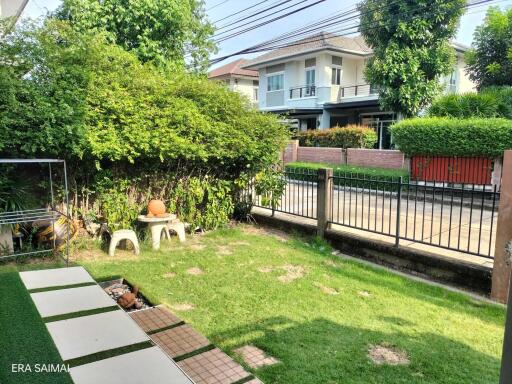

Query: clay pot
[{"left": 148, "top": 199, "right": 166, "bottom": 216}]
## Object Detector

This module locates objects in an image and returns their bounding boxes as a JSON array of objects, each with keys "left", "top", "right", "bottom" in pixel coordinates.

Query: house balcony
[
  {"left": 334, "top": 83, "right": 379, "bottom": 102},
  {"left": 289, "top": 85, "right": 316, "bottom": 99}
]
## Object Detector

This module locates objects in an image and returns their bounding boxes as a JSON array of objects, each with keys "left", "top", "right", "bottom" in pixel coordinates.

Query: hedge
[
  {"left": 391, "top": 117, "right": 512, "bottom": 157},
  {"left": 428, "top": 87, "right": 512, "bottom": 119},
  {"left": 285, "top": 162, "right": 409, "bottom": 191},
  {"left": 295, "top": 125, "right": 377, "bottom": 148}
]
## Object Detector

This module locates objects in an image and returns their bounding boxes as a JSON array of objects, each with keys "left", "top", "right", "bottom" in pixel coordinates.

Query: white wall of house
[{"left": 231, "top": 77, "right": 258, "bottom": 103}]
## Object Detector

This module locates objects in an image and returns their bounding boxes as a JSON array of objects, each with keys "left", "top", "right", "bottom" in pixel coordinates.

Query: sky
[{"left": 23, "top": 0, "right": 512, "bottom": 69}]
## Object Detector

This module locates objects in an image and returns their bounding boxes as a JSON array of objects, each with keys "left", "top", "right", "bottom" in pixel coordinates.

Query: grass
[
  {"left": 0, "top": 265, "right": 73, "bottom": 384},
  {"left": 65, "top": 225, "right": 504, "bottom": 384},
  {"left": 1, "top": 226, "right": 504, "bottom": 383},
  {"left": 286, "top": 161, "right": 410, "bottom": 180}
]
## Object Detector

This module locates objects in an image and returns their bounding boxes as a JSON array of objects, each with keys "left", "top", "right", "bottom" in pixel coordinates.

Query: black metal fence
[
  {"left": 249, "top": 168, "right": 500, "bottom": 259},
  {"left": 251, "top": 168, "right": 317, "bottom": 219},
  {"left": 329, "top": 175, "right": 499, "bottom": 258}
]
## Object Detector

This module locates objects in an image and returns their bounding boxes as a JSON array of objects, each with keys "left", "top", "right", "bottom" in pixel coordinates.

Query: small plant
[
  {"left": 254, "top": 168, "right": 287, "bottom": 211},
  {"left": 97, "top": 179, "right": 140, "bottom": 232}
]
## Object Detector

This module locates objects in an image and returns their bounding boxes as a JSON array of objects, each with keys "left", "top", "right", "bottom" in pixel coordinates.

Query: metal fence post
[
  {"left": 492, "top": 150, "right": 512, "bottom": 303},
  {"left": 317, "top": 168, "right": 333, "bottom": 238},
  {"left": 395, "top": 176, "right": 403, "bottom": 247}
]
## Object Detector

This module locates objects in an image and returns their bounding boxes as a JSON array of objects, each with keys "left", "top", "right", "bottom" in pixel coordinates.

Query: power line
[
  {"left": 206, "top": 0, "right": 232, "bottom": 11},
  {"left": 213, "top": 0, "right": 275, "bottom": 25},
  {"left": 214, "top": 0, "right": 310, "bottom": 38},
  {"left": 208, "top": 0, "right": 494, "bottom": 65},
  {"left": 214, "top": 0, "right": 327, "bottom": 43}
]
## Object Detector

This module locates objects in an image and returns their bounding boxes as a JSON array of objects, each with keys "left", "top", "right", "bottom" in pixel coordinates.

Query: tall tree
[
  {"left": 358, "top": 0, "right": 465, "bottom": 117},
  {"left": 55, "top": 0, "right": 216, "bottom": 72},
  {"left": 465, "top": 7, "right": 512, "bottom": 89}
]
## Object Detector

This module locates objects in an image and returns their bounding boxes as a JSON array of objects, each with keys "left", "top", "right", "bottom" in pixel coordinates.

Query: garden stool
[
  {"left": 167, "top": 220, "right": 186, "bottom": 243},
  {"left": 137, "top": 214, "right": 178, "bottom": 251},
  {"left": 109, "top": 229, "right": 140, "bottom": 257}
]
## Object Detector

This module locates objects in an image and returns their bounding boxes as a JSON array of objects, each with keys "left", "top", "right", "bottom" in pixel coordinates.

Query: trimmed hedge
[
  {"left": 296, "top": 125, "right": 377, "bottom": 148},
  {"left": 391, "top": 117, "right": 512, "bottom": 157},
  {"left": 428, "top": 87, "right": 512, "bottom": 119},
  {"left": 285, "top": 162, "right": 409, "bottom": 191}
]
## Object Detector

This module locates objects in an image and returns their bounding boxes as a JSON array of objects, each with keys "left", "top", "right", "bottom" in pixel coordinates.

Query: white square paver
[
  {"left": 70, "top": 347, "right": 193, "bottom": 384},
  {"left": 46, "top": 310, "right": 149, "bottom": 361},
  {"left": 30, "top": 285, "right": 116, "bottom": 318},
  {"left": 20, "top": 267, "right": 94, "bottom": 290}
]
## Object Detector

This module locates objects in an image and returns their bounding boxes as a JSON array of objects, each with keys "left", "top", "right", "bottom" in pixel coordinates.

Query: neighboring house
[
  {"left": 243, "top": 32, "right": 476, "bottom": 149},
  {"left": 208, "top": 58, "right": 259, "bottom": 106},
  {"left": 1, "top": 0, "right": 29, "bottom": 31}
]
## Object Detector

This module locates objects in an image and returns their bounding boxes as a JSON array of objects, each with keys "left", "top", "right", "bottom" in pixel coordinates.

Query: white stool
[
  {"left": 109, "top": 229, "right": 140, "bottom": 257},
  {"left": 167, "top": 220, "right": 186, "bottom": 242},
  {"left": 148, "top": 222, "right": 170, "bottom": 250}
]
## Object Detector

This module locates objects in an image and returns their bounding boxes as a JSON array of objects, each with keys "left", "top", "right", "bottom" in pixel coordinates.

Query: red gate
[{"left": 411, "top": 156, "right": 493, "bottom": 185}]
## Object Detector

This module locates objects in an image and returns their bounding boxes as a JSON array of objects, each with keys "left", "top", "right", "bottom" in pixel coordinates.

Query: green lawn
[
  {"left": 0, "top": 265, "right": 74, "bottom": 384},
  {"left": 68, "top": 225, "right": 504, "bottom": 384}
]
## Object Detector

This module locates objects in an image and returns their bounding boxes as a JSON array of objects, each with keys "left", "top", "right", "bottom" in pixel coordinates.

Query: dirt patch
[
  {"left": 189, "top": 244, "right": 206, "bottom": 251},
  {"left": 277, "top": 264, "right": 305, "bottom": 283},
  {"left": 358, "top": 290, "right": 372, "bottom": 298},
  {"left": 228, "top": 241, "right": 250, "bottom": 246},
  {"left": 323, "top": 259, "right": 342, "bottom": 268},
  {"left": 216, "top": 245, "right": 233, "bottom": 255},
  {"left": 234, "top": 345, "right": 280, "bottom": 369},
  {"left": 313, "top": 282, "right": 339, "bottom": 295},
  {"left": 368, "top": 344, "right": 410, "bottom": 366},
  {"left": 241, "top": 225, "right": 290, "bottom": 242},
  {"left": 186, "top": 267, "right": 204, "bottom": 276},
  {"left": 258, "top": 266, "right": 273, "bottom": 273},
  {"left": 171, "top": 303, "right": 195, "bottom": 311},
  {"left": 162, "top": 272, "right": 176, "bottom": 278}
]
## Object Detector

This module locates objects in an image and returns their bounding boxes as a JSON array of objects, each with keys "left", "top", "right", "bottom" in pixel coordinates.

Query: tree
[
  {"left": 54, "top": 0, "right": 216, "bottom": 72},
  {"left": 465, "top": 7, "right": 512, "bottom": 89},
  {"left": 358, "top": 0, "right": 465, "bottom": 117}
]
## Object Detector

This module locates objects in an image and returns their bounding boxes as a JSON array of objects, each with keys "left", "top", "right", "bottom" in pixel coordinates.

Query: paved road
[{"left": 254, "top": 182, "right": 498, "bottom": 258}]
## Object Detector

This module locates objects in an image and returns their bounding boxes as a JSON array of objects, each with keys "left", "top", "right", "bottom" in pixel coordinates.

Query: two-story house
[
  {"left": 243, "top": 32, "right": 475, "bottom": 149},
  {"left": 208, "top": 58, "right": 259, "bottom": 106}
]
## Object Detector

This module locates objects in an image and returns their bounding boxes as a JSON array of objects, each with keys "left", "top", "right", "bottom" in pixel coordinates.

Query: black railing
[
  {"left": 250, "top": 168, "right": 317, "bottom": 219},
  {"left": 249, "top": 168, "right": 500, "bottom": 259},
  {"left": 329, "top": 175, "right": 499, "bottom": 258},
  {"left": 289, "top": 85, "right": 316, "bottom": 99},
  {"left": 339, "top": 83, "right": 378, "bottom": 99}
]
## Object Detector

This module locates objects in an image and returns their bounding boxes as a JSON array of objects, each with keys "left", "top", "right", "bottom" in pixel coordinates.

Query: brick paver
[
  {"left": 129, "top": 306, "right": 182, "bottom": 332},
  {"left": 245, "top": 379, "right": 264, "bottom": 384},
  {"left": 234, "top": 345, "right": 280, "bottom": 369},
  {"left": 177, "top": 348, "right": 250, "bottom": 384},
  {"left": 151, "top": 324, "right": 211, "bottom": 359}
]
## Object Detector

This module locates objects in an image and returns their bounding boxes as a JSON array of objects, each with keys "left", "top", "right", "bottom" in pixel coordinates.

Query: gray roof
[{"left": 243, "top": 31, "right": 468, "bottom": 69}]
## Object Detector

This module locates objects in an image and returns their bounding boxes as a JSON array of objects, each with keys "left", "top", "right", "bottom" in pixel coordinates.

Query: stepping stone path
[
  {"left": 19, "top": 266, "right": 262, "bottom": 384},
  {"left": 234, "top": 345, "right": 280, "bottom": 369}
]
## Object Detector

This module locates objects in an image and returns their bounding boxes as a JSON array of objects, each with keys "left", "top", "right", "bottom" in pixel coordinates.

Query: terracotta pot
[
  {"left": 148, "top": 200, "right": 165, "bottom": 216},
  {"left": 147, "top": 199, "right": 166, "bottom": 216}
]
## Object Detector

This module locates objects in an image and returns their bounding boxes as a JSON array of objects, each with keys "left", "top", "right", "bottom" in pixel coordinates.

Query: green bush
[
  {"left": 391, "top": 117, "right": 512, "bottom": 157},
  {"left": 285, "top": 162, "right": 409, "bottom": 191},
  {"left": 0, "top": 20, "right": 289, "bottom": 230},
  {"left": 296, "top": 125, "right": 377, "bottom": 148},
  {"left": 428, "top": 87, "right": 512, "bottom": 119}
]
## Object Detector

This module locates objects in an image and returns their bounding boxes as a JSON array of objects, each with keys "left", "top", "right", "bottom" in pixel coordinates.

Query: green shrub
[
  {"left": 0, "top": 20, "right": 289, "bottom": 231},
  {"left": 391, "top": 117, "right": 512, "bottom": 157},
  {"left": 285, "top": 162, "right": 409, "bottom": 191},
  {"left": 296, "top": 125, "right": 377, "bottom": 148},
  {"left": 428, "top": 87, "right": 512, "bottom": 119}
]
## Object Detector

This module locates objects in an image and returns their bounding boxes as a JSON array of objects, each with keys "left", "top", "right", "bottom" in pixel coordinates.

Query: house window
[
  {"left": 331, "top": 68, "right": 341, "bottom": 85},
  {"left": 448, "top": 69, "right": 457, "bottom": 93},
  {"left": 253, "top": 88, "right": 259, "bottom": 101},
  {"left": 305, "top": 68, "right": 315, "bottom": 96},
  {"left": 267, "top": 73, "right": 284, "bottom": 91}
]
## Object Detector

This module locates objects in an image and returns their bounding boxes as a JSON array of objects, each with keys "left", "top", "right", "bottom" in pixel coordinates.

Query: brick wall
[
  {"left": 297, "top": 147, "right": 345, "bottom": 164},
  {"left": 346, "top": 148, "right": 405, "bottom": 169}
]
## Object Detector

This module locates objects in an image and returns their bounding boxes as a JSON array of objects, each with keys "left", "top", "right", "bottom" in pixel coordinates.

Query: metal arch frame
[{"left": 0, "top": 159, "right": 70, "bottom": 266}]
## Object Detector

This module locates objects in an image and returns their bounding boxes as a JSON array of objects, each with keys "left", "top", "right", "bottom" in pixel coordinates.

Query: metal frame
[{"left": 0, "top": 159, "right": 70, "bottom": 265}]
